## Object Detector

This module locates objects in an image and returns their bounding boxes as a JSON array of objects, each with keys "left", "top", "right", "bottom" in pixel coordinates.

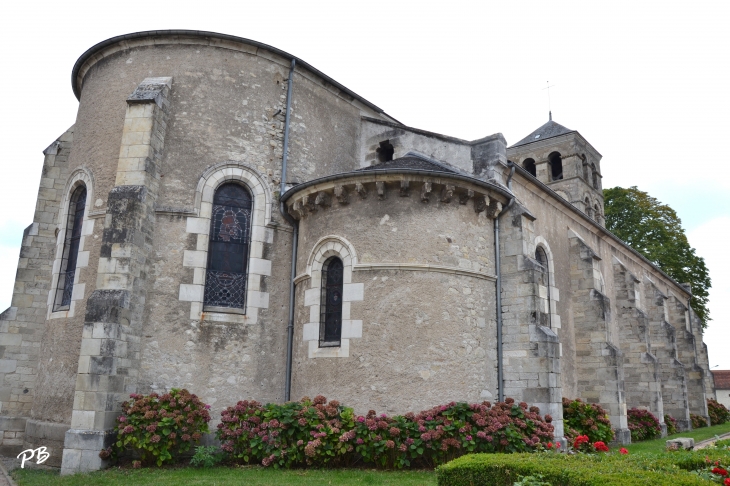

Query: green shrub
[
  {"left": 627, "top": 408, "right": 662, "bottom": 442},
  {"left": 562, "top": 397, "right": 614, "bottom": 443},
  {"left": 707, "top": 398, "right": 730, "bottom": 425},
  {"left": 690, "top": 413, "right": 708, "bottom": 429},
  {"left": 665, "top": 414, "right": 678, "bottom": 435},
  {"left": 216, "top": 396, "right": 554, "bottom": 469},
  {"left": 436, "top": 452, "right": 719, "bottom": 486},
  {"left": 190, "top": 445, "right": 224, "bottom": 468},
  {"left": 104, "top": 389, "right": 211, "bottom": 466}
]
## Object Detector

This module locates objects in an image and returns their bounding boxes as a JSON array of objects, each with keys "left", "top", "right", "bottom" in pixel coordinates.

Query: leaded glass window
[
  {"left": 203, "top": 183, "right": 253, "bottom": 310},
  {"left": 54, "top": 185, "right": 86, "bottom": 310},
  {"left": 319, "top": 257, "right": 343, "bottom": 347}
]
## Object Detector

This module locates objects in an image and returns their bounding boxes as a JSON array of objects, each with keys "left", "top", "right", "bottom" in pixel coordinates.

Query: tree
[{"left": 603, "top": 186, "right": 711, "bottom": 326}]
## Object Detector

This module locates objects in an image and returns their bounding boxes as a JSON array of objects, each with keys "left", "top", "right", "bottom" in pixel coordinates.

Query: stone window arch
[
  {"left": 319, "top": 256, "right": 344, "bottom": 347},
  {"left": 301, "top": 235, "right": 363, "bottom": 358},
  {"left": 523, "top": 158, "right": 537, "bottom": 177},
  {"left": 534, "top": 236, "right": 561, "bottom": 330},
  {"left": 180, "top": 162, "right": 272, "bottom": 323},
  {"left": 548, "top": 152, "right": 563, "bottom": 181},
  {"left": 48, "top": 168, "right": 94, "bottom": 319}
]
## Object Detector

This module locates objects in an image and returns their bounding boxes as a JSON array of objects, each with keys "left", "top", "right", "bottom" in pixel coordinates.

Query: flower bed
[
  {"left": 627, "top": 408, "right": 662, "bottom": 442},
  {"left": 708, "top": 398, "right": 730, "bottom": 426},
  {"left": 215, "top": 396, "right": 554, "bottom": 468},
  {"left": 562, "top": 398, "right": 614, "bottom": 443}
]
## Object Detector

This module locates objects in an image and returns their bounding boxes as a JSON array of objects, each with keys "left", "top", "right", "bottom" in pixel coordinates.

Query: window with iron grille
[
  {"left": 319, "top": 257, "right": 343, "bottom": 347},
  {"left": 54, "top": 185, "right": 87, "bottom": 310},
  {"left": 204, "top": 183, "right": 252, "bottom": 310}
]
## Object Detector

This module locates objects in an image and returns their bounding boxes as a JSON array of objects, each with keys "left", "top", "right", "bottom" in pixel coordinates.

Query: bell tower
[{"left": 507, "top": 115, "right": 605, "bottom": 225}]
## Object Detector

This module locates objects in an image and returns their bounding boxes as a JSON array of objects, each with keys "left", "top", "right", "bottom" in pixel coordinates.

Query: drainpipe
[
  {"left": 494, "top": 162, "right": 516, "bottom": 403},
  {"left": 279, "top": 58, "right": 297, "bottom": 402}
]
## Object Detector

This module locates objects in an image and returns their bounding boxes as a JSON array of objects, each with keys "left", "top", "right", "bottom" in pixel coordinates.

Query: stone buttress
[
  {"left": 499, "top": 203, "right": 564, "bottom": 440},
  {"left": 568, "top": 230, "right": 630, "bottom": 443},
  {"left": 666, "top": 293, "right": 709, "bottom": 425},
  {"left": 60, "top": 78, "right": 172, "bottom": 474},
  {"left": 643, "top": 278, "right": 691, "bottom": 430},
  {"left": 613, "top": 258, "right": 666, "bottom": 435}
]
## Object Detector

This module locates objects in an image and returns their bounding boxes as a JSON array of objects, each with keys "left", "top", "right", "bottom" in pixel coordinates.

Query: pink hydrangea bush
[
  {"left": 216, "top": 396, "right": 554, "bottom": 469},
  {"left": 103, "top": 388, "right": 211, "bottom": 466}
]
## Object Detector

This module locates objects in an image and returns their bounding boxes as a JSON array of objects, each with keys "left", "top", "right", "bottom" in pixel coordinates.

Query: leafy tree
[{"left": 603, "top": 186, "right": 711, "bottom": 325}]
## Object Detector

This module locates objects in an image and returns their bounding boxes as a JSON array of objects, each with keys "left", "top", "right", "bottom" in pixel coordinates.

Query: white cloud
[{"left": 688, "top": 217, "right": 730, "bottom": 370}]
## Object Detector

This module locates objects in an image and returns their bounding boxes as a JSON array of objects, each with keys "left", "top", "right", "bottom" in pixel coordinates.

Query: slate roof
[
  {"left": 357, "top": 156, "right": 458, "bottom": 174},
  {"left": 713, "top": 370, "right": 730, "bottom": 389},
  {"left": 510, "top": 120, "right": 575, "bottom": 148}
]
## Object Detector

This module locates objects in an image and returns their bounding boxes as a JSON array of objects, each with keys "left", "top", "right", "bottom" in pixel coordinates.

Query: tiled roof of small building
[
  {"left": 713, "top": 370, "right": 730, "bottom": 389},
  {"left": 357, "top": 156, "right": 458, "bottom": 174},
  {"left": 510, "top": 119, "right": 575, "bottom": 148}
]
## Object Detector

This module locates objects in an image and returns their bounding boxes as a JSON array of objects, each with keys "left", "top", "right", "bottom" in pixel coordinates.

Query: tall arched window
[
  {"left": 535, "top": 246, "right": 552, "bottom": 328},
  {"left": 54, "top": 185, "right": 87, "bottom": 310},
  {"left": 320, "top": 257, "right": 344, "bottom": 347},
  {"left": 585, "top": 197, "right": 593, "bottom": 219},
  {"left": 591, "top": 164, "right": 599, "bottom": 189},
  {"left": 204, "top": 183, "right": 253, "bottom": 310},
  {"left": 523, "top": 158, "right": 537, "bottom": 177},
  {"left": 548, "top": 152, "right": 563, "bottom": 181}
]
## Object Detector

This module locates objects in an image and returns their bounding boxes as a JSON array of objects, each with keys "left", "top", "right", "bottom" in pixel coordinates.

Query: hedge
[{"left": 436, "top": 452, "right": 726, "bottom": 486}]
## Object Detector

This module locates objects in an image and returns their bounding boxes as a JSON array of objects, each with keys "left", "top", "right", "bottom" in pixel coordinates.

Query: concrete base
[
  {"left": 613, "top": 428, "right": 632, "bottom": 445},
  {"left": 660, "top": 422, "right": 668, "bottom": 437},
  {"left": 0, "top": 416, "right": 27, "bottom": 456},
  {"left": 24, "top": 420, "right": 70, "bottom": 468},
  {"left": 60, "top": 428, "right": 116, "bottom": 475}
]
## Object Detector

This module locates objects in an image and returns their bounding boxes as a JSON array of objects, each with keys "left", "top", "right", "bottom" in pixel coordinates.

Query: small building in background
[{"left": 712, "top": 371, "right": 730, "bottom": 409}]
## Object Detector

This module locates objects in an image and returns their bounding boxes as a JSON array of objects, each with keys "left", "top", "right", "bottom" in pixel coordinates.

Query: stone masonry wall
[{"left": 0, "top": 127, "right": 75, "bottom": 455}]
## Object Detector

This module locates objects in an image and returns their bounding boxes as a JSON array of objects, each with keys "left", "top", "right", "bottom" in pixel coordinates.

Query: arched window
[
  {"left": 320, "top": 257, "right": 344, "bottom": 347},
  {"left": 535, "top": 246, "right": 552, "bottom": 328},
  {"left": 594, "top": 204, "right": 601, "bottom": 222},
  {"left": 523, "top": 158, "right": 537, "bottom": 177},
  {"left": 548, "top": 152, "right": 563, "bottom": 181},
  {"left": 204, "top": 183, "right": 253, "bottom": 310},
  {"left": 54, "top": 185, "right": 87, "bottom": 310},
  {"left": 585, "top": 197, "right": 593, "bottom": 219},
  {"left": 591, "top": 164, "right": 599, "bottom": 190}
]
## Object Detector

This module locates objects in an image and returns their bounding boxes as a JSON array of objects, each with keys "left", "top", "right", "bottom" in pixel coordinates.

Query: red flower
[
  {"left": 547, "top": 442, "right": 553, "bottom": 449},
  {"left": 712, "top": 467, "right": 728, "bottom": 477},
  {"left": 593, "top": 441, "right": 609, "bottom": 452},
  {"left": 619, "top": 447, "right": 629, "bottom": 455},
  {"left": 724, "top": 478, "right": 730, "bottom": 486}
]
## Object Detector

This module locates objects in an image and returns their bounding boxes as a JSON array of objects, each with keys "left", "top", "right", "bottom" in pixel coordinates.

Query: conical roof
[{"left": 510, "top": 118, "right": 575, "bottom": 148}]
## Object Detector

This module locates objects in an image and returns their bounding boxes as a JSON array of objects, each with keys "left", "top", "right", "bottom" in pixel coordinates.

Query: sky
[{"left": 0, "top": 0, "right": 728, "bottom": 368}]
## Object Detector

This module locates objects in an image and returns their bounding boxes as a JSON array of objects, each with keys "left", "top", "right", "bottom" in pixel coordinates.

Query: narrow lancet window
[
  {"left": 204, "top": 183, "right": 253, "bottom": 310},
  {"left": 535, "top": 246, "right": 552, "bottom": 328},
  {"left": 319, "top": 257, "right": 344, "bottom": 347},
  {"left": 54, "top": 185, "right": 87, "bottom": 310},
  {"left": 592, "top": 164, "right": 599, "bottom": 189},
  {"left": 523, "top": 158, "right": 537, "bottom": 177}
]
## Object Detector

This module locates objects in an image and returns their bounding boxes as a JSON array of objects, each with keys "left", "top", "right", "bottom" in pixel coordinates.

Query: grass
[
  {"left": 12, "top": 466, "right": 437, "bottom": 486},
  {"left": 625, "top": 422, "right": 730, "bottom": 454}
]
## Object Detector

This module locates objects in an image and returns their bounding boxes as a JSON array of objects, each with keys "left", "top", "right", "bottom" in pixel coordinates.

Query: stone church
[{"left": 0, "top": 30, "right": 714, "bottom": 474}]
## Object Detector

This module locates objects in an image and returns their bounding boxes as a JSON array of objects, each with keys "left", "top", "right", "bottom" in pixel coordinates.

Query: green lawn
[
  {"left": 12, "top": 466, "right": 437, "bottom": 486},
  {"left": 625, "top": 422, "right": 730, "bottom": 454}
]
